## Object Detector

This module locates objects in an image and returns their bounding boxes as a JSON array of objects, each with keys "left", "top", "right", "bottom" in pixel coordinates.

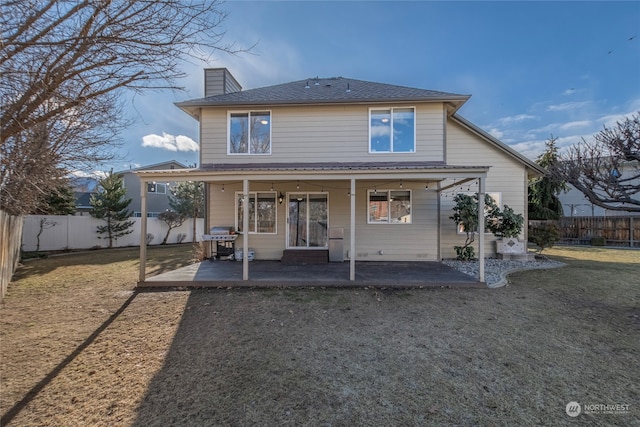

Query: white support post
[
  {"left": 242, "top": 179, "right": 249, "bottom": 281},
  {"left": 350, "top": 178, "right": 356, "bottom": 281},
  {"left": 478, "top": 177, "right": 485, "bottom": 283},
  {"left": 139, "top": 181, "right": 148, "bottom": 283}
]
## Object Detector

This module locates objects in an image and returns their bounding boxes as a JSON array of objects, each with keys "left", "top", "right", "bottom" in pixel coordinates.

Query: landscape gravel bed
[{"left": 442, "top": 257, "right": 566, "bottom": 287}]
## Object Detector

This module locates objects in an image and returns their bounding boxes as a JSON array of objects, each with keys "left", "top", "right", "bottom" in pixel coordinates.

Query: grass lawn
[{"left": 1, "top": 245, "right": 638, "bottom": 426}]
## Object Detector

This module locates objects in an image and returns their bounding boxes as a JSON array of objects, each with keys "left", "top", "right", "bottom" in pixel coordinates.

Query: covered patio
[
  {"left": 135, "top": 164, "right": 492, "bottom": 287},
  {"left": 138, "top": 259, "right": 486, "bottom": 289}
]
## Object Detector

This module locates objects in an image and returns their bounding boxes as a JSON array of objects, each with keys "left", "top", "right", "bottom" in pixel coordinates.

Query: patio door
[{"left": 287, "top": 193, "right": 328, "bottom": 248}]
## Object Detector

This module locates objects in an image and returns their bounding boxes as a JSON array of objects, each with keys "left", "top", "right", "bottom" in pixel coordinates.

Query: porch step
[{"left": 281, "top": 249, "right": 329, "bottom": 265}]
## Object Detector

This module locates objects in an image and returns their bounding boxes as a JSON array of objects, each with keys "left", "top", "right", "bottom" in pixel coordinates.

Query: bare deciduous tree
[
  {"left": 1, "top": 0, "right": 242, "bottom": 215},
  {"left": 158, "top": 210, "right": 186, "bottom": 245},
  {"left": 551, "top": 113, "right": 640, "bottom": 213}
]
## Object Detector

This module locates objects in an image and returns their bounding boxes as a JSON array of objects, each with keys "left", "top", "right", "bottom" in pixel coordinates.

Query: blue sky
[{"left": 110, "top": 1, "right": 640, "bottom": 173}]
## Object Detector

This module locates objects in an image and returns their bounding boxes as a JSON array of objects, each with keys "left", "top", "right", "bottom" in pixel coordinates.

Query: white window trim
[
  {"left": 455, "top": 192, "right": 502, "bottom": 234},
  {"left": 227, "top": 110, "right": 272, "bottom": 155},
  {"left": 367, "top": 189, "right": 412, "bottom": 224},
  {"left": 235, "top": 191, "right": 278, "bottom": 234},
  {"left": 147, "top": 182, "right": 167, "bottom": 194},
  {"left": 368, "top": 107, "right": 416, "bottom": 154}
]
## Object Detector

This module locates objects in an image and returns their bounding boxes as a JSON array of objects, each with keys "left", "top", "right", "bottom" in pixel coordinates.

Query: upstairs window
[
  {"left": 147, "top": 182, "right": 167, "bottom": 194},
  {"left": 369, "top": 107, "right": 415, "bottom": 153},
  {"left": 229, "top": 111, "right": 271, "bottom": 155}
]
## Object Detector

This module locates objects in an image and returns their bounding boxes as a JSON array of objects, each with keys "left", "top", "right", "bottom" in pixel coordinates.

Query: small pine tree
[{"left": 90, "top": 171, "right": 135, "bottom": 248}]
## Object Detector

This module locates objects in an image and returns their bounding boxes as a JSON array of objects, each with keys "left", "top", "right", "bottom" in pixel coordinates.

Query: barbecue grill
[{"left": 202, "top": 226, "right": 238, "bottom": 260}]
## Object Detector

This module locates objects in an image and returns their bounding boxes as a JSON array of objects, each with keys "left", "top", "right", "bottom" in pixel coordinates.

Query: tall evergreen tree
[
  {"left": 90, "top": 171, "right": 134, "bottom": 248},
  {"left": 528, "top": 136, "right": 567, "bottom": 220},
  {"left": 170, "top": 182, "right": 205, "bottom": 243}
]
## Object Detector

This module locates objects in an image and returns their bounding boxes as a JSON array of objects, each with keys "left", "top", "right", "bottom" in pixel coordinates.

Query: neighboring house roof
[
  {"left": 74, "top": 191, "right": 93, "bottom": 210},
  {"left": 176, "top": 76, "right": 470, "bottom": 118},
  {"left": 116, "top": 160, "right": 189, "bottom": 175}
]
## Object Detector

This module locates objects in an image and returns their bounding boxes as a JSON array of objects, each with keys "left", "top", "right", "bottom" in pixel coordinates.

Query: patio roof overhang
[
  {"left": 135, "top": 162, "right": 490, "bottom": 286},
  {"left": 134, "top": 162, "right": 491, "bottom": 182}
]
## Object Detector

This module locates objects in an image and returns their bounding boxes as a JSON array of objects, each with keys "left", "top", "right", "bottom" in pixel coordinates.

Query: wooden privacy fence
[
  {"left": 529, "top": 216, "right": 639, "bottom": 248},
  {"left": 0, "top": 210, "right": 24, "bottom": 300}
]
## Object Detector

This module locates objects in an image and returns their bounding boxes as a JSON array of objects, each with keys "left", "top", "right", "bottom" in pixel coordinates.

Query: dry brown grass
[{"left": 1, "top": 245, "right": 638, "bottom": 426}]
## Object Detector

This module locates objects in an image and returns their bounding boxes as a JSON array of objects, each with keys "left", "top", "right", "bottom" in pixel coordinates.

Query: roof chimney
[{"left": 204, "top": 68, "right": 242, "bottom": 97}]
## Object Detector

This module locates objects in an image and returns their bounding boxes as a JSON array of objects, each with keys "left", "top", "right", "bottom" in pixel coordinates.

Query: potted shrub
[{"left": 492, "top": 205, "right": 525, "bottom": 254}]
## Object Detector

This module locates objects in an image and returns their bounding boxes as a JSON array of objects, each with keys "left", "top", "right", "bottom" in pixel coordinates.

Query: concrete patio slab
[{"left": 139, "top": 260, "right": 485, "bottom": 289}]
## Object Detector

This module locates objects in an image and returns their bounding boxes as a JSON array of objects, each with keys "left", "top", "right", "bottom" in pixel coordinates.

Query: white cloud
[
  {"left": 559, "top": 120, "right": 592, "bottom": 130},
  {"left": 175, "top": 135, "right": 200, "bottom": 151},
  {"left": 507, "top": 140, "right": 545, "bottom": 160},
  {"left": 69, "top": 170, "right": 109, "bottom": 180},
  {"left": 547, "top": 101, "right": 592, "bottom": 112},
  {"left": 142, "top": 132, "right": 199, "bottom": 152},
  {"left": 487, "top": 127, "right": 504, "bottom": 139},
  {"left": 597, "top": 111, "right": 638, "bottom": 128},
  {"left": 497, "top": 114, "right": 536, "bottom": 125}
]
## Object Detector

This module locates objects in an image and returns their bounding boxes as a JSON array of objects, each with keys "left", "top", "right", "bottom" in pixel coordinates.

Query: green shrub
[
  {"left": 591, "top": 236, "right": 606, "bottom": 246},
  {"left": 528, "top": 223, "right": 560, "bottom": 253},
  {"left": 454, "top": 245, "right": 476, "bottom": 261}
]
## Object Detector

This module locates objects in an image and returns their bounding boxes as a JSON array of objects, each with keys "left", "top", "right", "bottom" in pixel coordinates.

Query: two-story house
[
  {"left": 118, "top": 161, "right": 188, "bottom": 217},
  {"left": 136, "top": 68, "right": 543, "bottom": 283}
]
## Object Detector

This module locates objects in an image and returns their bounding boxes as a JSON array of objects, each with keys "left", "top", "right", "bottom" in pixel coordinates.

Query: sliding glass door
[{"left": 287, "top": 193, "right": 328, "bottom": 248}]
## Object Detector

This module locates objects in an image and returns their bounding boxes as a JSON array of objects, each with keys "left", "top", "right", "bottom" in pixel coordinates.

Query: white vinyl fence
[{"left": 21, "top": 215, "right": 204, "bottom": 252}]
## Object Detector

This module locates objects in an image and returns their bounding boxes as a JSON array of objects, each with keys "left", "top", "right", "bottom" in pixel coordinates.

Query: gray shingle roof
[{"left": 176, "top": 77, "right": 469, "bottom": 108}]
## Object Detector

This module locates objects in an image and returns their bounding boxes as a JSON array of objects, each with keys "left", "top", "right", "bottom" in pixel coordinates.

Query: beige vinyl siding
[
  {"left": 354, "top": 182, "right": 439, "bottom": 261},
  {"left": 440, "top": 120, "right": 528, "bottom": 259},
  {"left": 200, "top": 103, "right": 444, "bottom": 164},
  {"left": 200, "top": 109, "right": 227, "bottom": 163},
  {"left": 207, "top": 180, "right": 439, "bottom": 261}
]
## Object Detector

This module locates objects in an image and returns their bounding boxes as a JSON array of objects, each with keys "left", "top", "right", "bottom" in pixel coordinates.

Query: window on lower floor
[
  {"left": 368, "top": 190, "right": 412, "bottom": 224},
  {"left": 236, "top": 192, "right": 277, "bottom": 233},
  {"left": 133, "top": 212, "right": 161, "bottom": 218}
]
